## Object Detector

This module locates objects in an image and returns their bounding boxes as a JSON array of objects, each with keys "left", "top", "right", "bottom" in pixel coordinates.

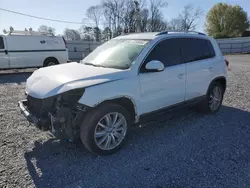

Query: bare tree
[
  {"left": 86, "top": 5, "right": 103, "bottom": 28},
  {"left": 168, "top": 18, "right": 182, "bottom": 30},
  {"left": 102, "top": 27, "right": 112, "bottom": 41},
  {"left": 149, "top": 0, "right": 168, "bottom": 31},
  {"left": 122, "top": 0, "right": 137, "bottom": 33},
  {"left": 140, "top": 8, "right": 149, "bottom": 32},
  {"left": 38, "top": 25, "right": 55, "bottom": 35},
  {"left": 80, "top": 26, "right": 94, "bottom": 41},
  {"left": 80, "top": 0, "right": 205, "bottom": 39},
  {"left": 93, "top": 27, "right": 101, "bottom": 41},
  {"left": 102, "top": 0, "right": 127, "bottom": 37},
  {"left": 102, "top": 0, "right": 116, "bottom": 38},
  {"left": 63, "top": 28, "right": 81, "bottom": 40},
  {"left": 178, "top": 4, "right": 203, "bottom": 31}
]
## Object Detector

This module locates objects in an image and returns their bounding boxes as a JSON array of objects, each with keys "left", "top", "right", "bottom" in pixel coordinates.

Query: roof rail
[
  {"left": 156, "top": 30, "right": 206, "bottom": 36},
  {"left": 6, "top": 29, "right": 54, "bottom": 36}
]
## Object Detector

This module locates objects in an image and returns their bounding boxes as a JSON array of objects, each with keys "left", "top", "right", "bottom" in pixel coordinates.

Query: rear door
[
  {"left": 181, "top": 37, "right": 217, "bottom": 100},
  {"left": 0, "top": 36, "right": 10, "bottom": 68}
]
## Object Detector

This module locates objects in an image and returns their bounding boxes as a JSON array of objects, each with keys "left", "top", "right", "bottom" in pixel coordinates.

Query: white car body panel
[
  {"left": 0, "top": 34, "right": 68, "bottom": 69},
  {"left": 185, "top": 37, "right": 227, "bottom": 100},
  {"left": 24, "top": 32, "right": 228, "bottom": 121},
  {"left": 185, "top": 57, "right": 219, "bottom": 100},
  {"left": 26, "top": 62, "right": 126, "bottom": 98},
  {"left": 139, "top": 64, "right": 186, "bottom": 114},
  {"left": 0, "top": 36, "right": 9, "bottom": 68},
  {"left": 78, "top": 76, "right": 141, "bottom": 114}
]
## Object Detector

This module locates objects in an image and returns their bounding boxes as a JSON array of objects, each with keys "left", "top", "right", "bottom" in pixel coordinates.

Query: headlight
[{"left": 61, "top": 88, "right": 85, "bottom": 106}]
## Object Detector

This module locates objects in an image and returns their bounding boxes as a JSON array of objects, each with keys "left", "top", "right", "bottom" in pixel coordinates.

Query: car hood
[{"left": 26, "top": 62, "right": 127, "bottom": 99}]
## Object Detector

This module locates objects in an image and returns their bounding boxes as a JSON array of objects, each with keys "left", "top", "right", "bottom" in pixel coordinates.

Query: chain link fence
[
  {"left": 67, "top": 40, "right": 102, "bottom": 62},
  {"left": 67, "top": 37, "right": 250, "bottom": 62},
  {"left": 217, "top": 37, "right": 250, "bottom": 54}
]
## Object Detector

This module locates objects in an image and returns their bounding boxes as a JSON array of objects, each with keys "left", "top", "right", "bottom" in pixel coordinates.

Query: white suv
[{"left": 18, "top": 31, "right": 228, "bottom": 155}]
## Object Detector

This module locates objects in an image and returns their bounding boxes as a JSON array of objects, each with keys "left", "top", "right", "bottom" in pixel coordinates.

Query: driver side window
[{"left": 140, "top": 38, "right": 181, "bottom": 72}]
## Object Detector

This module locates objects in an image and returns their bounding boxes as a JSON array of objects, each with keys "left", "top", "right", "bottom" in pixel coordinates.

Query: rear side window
[
  {"left": 181, "top": 38, "right": 215, "bottom": 63},
  {"left": 0, "top": 37, "right": 4, "bottom": 49},
  {"left": 143, "top": 38, "right": 181, "bottom": 68}
]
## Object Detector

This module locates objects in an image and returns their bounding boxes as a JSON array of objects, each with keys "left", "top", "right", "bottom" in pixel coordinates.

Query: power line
[{"left": 0, "top": 7, "right": 95, "bottom": 25}]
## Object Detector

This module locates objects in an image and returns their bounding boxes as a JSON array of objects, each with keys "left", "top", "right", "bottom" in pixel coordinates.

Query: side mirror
[{"left": 145, "top": 60, "right": 165, "bottom": 72}]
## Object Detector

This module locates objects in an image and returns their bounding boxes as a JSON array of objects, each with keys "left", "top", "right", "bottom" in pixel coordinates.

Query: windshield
[{"left": 81, "top": 39, "right": 149, "bottom": 69}]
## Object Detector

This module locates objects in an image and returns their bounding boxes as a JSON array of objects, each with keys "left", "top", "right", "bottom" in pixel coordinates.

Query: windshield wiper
[
  {"left": 84, "top": 62, "right": 107, "bottom": 68},
  {"left": 84, "top": 62, "right": 127, "bottom": 70}
]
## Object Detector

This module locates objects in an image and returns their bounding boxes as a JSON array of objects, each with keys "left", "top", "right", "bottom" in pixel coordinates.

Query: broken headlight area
[
  {"left": 54, "top": 88, "right": 85, "bottom": 109},
  {"left": 26, "top": 88, "right": 89, "bottom": 140}
]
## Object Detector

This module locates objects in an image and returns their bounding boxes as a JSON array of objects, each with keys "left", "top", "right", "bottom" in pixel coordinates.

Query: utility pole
[{"left": 134, "top": 1, "right": 141, "bottom": 33}]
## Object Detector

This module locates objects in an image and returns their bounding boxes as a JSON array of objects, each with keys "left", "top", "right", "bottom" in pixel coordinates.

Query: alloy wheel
[
  {"left": 209, "top": 86, "right": 222, "bottom": 111},
  {"left": 94, "top": 112, "right": 127, "bottom": 150}
]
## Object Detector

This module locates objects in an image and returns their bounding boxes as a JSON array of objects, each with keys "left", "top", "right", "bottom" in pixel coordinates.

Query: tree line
[
  {"left": 3, "top": 1, "right": 250, "bottom": 40},
  {"left": 57, "top": 0, "right": 204, "bottom": 41}
]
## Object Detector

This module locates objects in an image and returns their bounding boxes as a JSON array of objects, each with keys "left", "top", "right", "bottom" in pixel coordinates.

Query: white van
[{"left": 0, "top": 30, "right": 69, "bottom": 69}]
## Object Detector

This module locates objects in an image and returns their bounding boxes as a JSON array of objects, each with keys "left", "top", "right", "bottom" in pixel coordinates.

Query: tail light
[
  {"left": 225, "top": 59, "right": 230, "bottom": 70},
  {"left": 62, "top": 37, "right": 67, "bottom": 48}
]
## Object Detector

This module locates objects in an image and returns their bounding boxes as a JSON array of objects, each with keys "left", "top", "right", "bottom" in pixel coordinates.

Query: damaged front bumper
[
  {"left": 18, "top": 96, "right": 89, "bottom": 140},
  {"left": 18, "top": 100, "right": 51, "bottom": 130},
  {"left": 18, "top": 88, "right": 88, "bottom": 139}
]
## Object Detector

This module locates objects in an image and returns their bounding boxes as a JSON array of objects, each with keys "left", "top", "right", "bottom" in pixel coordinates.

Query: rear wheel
[
  {"left": 197, "top": 82, "right": 224, "bottom": 113},
  {"left": 80, "top": 103, "right": 131, "bottom": 155},
  {"left": 44, "top": 58, "right": 58, "bottom": 67}
]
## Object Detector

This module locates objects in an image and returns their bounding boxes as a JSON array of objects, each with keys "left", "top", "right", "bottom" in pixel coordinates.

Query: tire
[
  {"left": 44, "top": 58, "right": 58, "bottom": 67},
  {"left": 197, "top": 82, "right": 224, "bottom": 114},
  {"left": 80, "top": 102, "right": 131, "bottom": 155}
]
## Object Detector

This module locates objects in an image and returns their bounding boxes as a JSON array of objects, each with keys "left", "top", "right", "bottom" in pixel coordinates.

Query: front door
[
  {"left": 138, "top": 38, "right": 186, "bottom": 115},
  {"left": 0, "top": 36, "right": 9, "bottom": 69}
]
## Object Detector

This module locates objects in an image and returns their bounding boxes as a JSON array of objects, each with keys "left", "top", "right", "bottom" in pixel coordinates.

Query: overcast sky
[{"left": 0, "top": 0, "right": 249, "bottom": 34}]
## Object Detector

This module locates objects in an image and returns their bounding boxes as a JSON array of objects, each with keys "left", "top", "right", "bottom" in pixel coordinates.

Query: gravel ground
[
  {"left": 0, "top": 68, "right": 36, "bottom": 75},
  {"left": 0, "top": 55, "right": 250, "bottom": 188}
]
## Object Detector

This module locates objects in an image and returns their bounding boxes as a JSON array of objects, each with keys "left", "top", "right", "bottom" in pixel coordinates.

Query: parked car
[
  {"left": 0, "top": 30, "right": 69, "bottom": 69},
  {"left": 18, "top": 31, "right": 228, "bottom": 155}
]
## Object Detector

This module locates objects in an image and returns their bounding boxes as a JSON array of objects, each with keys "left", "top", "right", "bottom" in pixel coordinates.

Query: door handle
[
  {"left": 40, "top": 40, "right": 45, "bottom": 44},
  {"left": 177, "top": 73, "right": 184, "bottom": 79},
  {"left": 209, "top": 67, "right": 213, "bottom": 72},
  {"left": 4, "top": 50, "right": 8, "bottom": 55}
]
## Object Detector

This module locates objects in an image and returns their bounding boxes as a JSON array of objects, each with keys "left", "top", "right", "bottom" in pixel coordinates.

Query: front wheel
[{"left": 80, "top": 103, "right": 131, "bottom": 155}]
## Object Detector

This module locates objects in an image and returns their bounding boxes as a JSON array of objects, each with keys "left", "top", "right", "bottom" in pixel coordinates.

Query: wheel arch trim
[
  {"left": 93, "top": 95, "right": 139, "bottom": 123},
  {"left": 207, "top": 76, "right": 227, "bottom": 94},
  {"left": 43, "top": 57, "right": 59, "bottom": 66}
]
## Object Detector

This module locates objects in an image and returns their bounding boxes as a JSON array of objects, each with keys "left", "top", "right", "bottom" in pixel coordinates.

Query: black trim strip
[
  {"left": 7, "top": 49, "right": 66, "bottom": 53},
  {"left": 138, "top": 95, "right": 206, "bottom": 123},
  {"left": 207, "top": 76, "right": 226, "bottom": 95}
]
